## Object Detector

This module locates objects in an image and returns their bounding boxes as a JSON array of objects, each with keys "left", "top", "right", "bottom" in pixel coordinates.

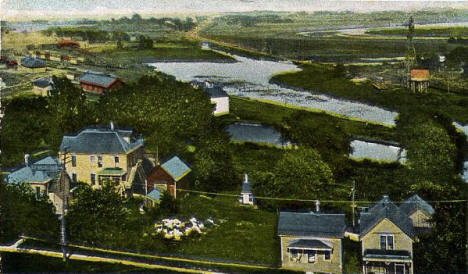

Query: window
[
  {"left": 122, "top": 174, "right": 126, "bottom": 181},
  {"left": 324, "top": 250, "right": 331, "bottom": 260},
  {"left": 35, "top": 186, "right": 41, "bottom": 199},
  {"left": 90, "top": 173, "right": 96, "bottom": 185},
  {"left": 98, "top": 155, "right": 102, "bottom": 167},
  {"left": 71, "top": 155, "right": 76, "bottom": 167},
  {"left": 114, "top": 155, "right": 119, "bottom": 165},
  {"left": 380, "top": 235, "right": 394, "bottom": 250},
  {"left": 90, "top": 155, "right": 95, "bottom": 164},
  {"left": 72, "top": 173, "right": 77, "bottom": 183}
]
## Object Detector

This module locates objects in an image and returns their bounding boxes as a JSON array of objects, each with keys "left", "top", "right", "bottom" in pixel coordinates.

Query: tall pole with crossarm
[
  {"left": 0, "top": 77, "right": 4, "bottom": 274},
  {"left": 60, "top": 150, "right": 69, "bottom": 261}
]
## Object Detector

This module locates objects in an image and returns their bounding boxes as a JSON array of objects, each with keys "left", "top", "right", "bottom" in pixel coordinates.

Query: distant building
[
  {"left": 79, "top": 71, "right": 123, "bottom": 94},
  {"left": 191, "top": 81, "right": 229, "bottom": 116},
  {"left": 19, "top": 56, "right": 46, "bottom": 73},
  {"left": 59, "top": 123, "right": 144, "bottom": 195},
  {"left": 201, "top": 41, "right": 210, "bottom": 50},
  {"left": 409, "top": 69, "right": 430, "bottom": 93},
  {"left": 278, "top": 207, "right": 346, "bottom": 273},
  {"left": 146, "top": 155, "right": 191, "bottom": 199},
  {"left": 399, "top": 194, "right": 434, "bottom": 231},
  {"left": 359, "top": 195, "right": 415, "bottom": 274},
  {"left": 238, "top": 172, "right": 255, "bottom": 205},
  {"left": 32, "top": 77, "right": 53, "bottom": 96}
]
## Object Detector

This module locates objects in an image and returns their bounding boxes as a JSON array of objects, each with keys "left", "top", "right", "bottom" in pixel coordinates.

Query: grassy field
[
  {"left": 2, "top": 253, "right": 158, "bottom": 273},
  {"left": 367, "top": 26, "right": 468, "bottom": 37},
  {"left": 270, "top": 63, "right": 468, "bottom": 123}
]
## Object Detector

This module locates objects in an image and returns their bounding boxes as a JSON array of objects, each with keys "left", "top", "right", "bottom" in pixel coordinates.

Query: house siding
[
  {"left": 146, "top": 166, "right": 176, "bottom": 196},
  {"left": 408, "top": 210, "right": 431, "bottom": 228},
  {"left": 280, "top": 235, "right": 343, "bottom": 273},
  {"left": 211, "top": 97, "right": 229, "bottom": 116},
  {"left": 61, "top": 146, "right": 142, "bottom": 187}
]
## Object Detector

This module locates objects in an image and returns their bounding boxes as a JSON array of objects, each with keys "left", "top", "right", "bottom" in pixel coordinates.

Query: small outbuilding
[
  {"left": 146, "top": 156, "right": 191, "bottom": 199},
  {"left": 409, "top": 69, "right": 430, "bottom": 93},
  {"left": 79, "top": 71, "right": 123, "bottom": 94},
  {"left": 239, "top": 172, "right": 255, "bottom": 205},
  {"left": 32, "top": 77, "right": 53, "bottom": 96},
  {"left": 19, "top": 56, "right": 46, "bottom": 73}
]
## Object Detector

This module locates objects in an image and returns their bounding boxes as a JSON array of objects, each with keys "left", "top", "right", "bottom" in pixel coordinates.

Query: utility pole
[
  {"left": 351, "top": 180, "right": 357, "bottom": 228},
  {"left": 60, "top": 151, "right": 68, "bottom": 262},
  {"left": 0, "top": 77, "right": 4, "bottom": 274}
]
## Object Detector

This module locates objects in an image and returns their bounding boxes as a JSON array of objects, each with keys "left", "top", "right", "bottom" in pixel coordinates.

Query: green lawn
[
  {"left": 270, "top": 63, "right": 468, "bottom": 123},
  {"left": 367, "top": 26, "right": 468, "bottom": 37}
]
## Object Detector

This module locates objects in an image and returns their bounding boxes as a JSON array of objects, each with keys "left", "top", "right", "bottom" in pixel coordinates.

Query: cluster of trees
[
  {"left": 42, "top": 27, "right": 129, "bottom": 42},
  {"left": 108, "top": 14, "right": 196, "bottom": 32},
  {"left": 216, "top": 14, "right": 292, "bottom": 27},
  {"left": 137, "top": 35, "right": 154, "bottom": 49}
]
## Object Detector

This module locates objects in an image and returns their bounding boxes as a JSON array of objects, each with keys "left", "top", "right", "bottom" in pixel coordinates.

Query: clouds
[{"left": 1, "top": 0, "right": 467, "bottom": 20}]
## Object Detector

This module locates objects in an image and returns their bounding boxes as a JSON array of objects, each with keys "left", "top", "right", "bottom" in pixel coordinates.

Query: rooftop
[
  {"left": 278, "top": 211, "right": 346, "bottom": 238},
  {"left": 5, "top": 156, "right": 60, "bottom": 184},
  {"left": 410, "top": 69, "right": 430, "bottom": 81},
  {"left": 359, "top": 195, "right": 415, "bottom": 238},
  {"left": 363, "top": 249, "right": 412, "bottom": 261},
  {"left": 287, "top": 239, "right": 332, "bottom": 251},
  {"left": 80, "top": 71, "right": 119, "bottom": 88},
  {"left": 60, "top": 125, "right": 143, "bottom": 154},
  {"left": 204, "top": 86, "right": 228, "bottom": 98},
  {"left": 33, "top": 77, "right": 53, "bottom": 88},
  {"left": 161, "top": 156, "right": 191, "bottom": 181},
  {"left": 21, "top": 57, "right": 45, "bottom": 68},
  {"left": 399, "top": 194, "right": 434, "bottom": 217}
]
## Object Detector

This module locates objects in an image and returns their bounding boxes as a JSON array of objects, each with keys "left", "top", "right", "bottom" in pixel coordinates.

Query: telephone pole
[
  {"left": 0, "top": 77, "right": 4, "bottom": 274},
  {"left": 60, "top": 151, "right": 68, "bottom": 262},
  {"left": 351, "top": 180, "right": 357, "bottom": 228}
]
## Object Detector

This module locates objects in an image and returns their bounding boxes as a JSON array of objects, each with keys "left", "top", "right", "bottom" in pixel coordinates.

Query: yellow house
[
  {"left": 278, "top": 209, "right": 346, "bottom": 273},
  {"left": 32, "top": 77, "right": 53, "bottom": 96},
  {"left": 399, "top": 194, "right": 434, "bottom": 230},
  {"left": 59, "top": 123, "right": 144, "bottom": 195},
  {"left": 359, "top": 195, "right": 415, "bottom": 274}
]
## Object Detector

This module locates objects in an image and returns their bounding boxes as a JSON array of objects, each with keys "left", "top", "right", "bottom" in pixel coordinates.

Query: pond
[
  {"left": 453, "top": 122, "right": 468, "bottom": 183},
  {"left": 350, "top": 140, "right": 406, "bottom": 163},
  {"left": 147, "top": 51, "right": 398, "bottom": 126},
  {"left": 225, "top": 122, "right": 290, "bottom": 148}
]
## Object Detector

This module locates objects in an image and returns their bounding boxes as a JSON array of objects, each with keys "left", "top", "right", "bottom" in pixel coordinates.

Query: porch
[{"left": 363, "top": 249, "right": 412, "bottom": 274}]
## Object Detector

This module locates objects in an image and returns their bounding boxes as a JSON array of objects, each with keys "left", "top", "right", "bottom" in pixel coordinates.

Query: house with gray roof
[
  {"left": 399, "top": 194, "right": 434, "bottom": 230},
  {"left": 19, "top": 56, "right": 46, "bottom": 73},
  {"left": 146, "top": 155, "right": 191, "bottom": 199},
  {"left": 59, "top": 123, "right": 144, "bottom": 195},
  {"left": 79, "top": 71, "right": 123, "bottom": 94},
  {"left": 359, "top": 195, "right": 415, "bottom": 274},
  {"left": 277, "top": 209, "right": 346, "bottom": 273},
  {"left": 191, "top": 81, "right": 229, "bottom": 116},
  {"left": 32, "top": 77, "right": 53, "bottom": 96},
  {"left": 4, "top": 155, "right": 61, "bottom": 199}
]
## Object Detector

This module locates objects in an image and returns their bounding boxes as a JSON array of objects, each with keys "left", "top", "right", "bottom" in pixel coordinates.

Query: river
[{"left": 147, "top": 52, "right": 397, "bottom": 126}]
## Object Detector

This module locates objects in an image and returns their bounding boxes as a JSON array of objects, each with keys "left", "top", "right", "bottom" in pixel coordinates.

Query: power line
[{"left": 176, "top": 188, "right": 468, "bottom": 204}]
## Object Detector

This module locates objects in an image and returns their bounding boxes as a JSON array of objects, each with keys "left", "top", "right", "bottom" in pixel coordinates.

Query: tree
[
  {"left": 47, "top": 77, "right": 92, "bottom": 148},
  {"left": 254, "top": 148, "right": 334, "bottom": 200},
  {"left": 0, "top": 182, "right": 58, "bottom": 243},
  {"left": 67, "top": 183, "right": 132, "bottom": 246},
  {"left": 158, "top": 190, "right": 179, "bottom": 215},
  {"left": 116, "top": 39, "right": 123, "bottom": 49}
]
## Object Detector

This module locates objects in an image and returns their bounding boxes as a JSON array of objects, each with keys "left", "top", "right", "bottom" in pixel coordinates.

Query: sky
[{"left": 1, "top": 0, "right": 467, "bottom": 20}]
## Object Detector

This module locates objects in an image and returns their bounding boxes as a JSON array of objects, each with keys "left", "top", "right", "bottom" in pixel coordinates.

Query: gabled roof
[
  {"left": 21, "top": 57, "right": 45, "bottom": 68},
  {"left": 161, "top": 156, "right": 191, "bottom": 181},
  {"left": 204, "top": 86, "right": 228, "bottom": 98},
  {"left": 79, "top": 71, "right": 120, "bottom": 88},
  {"left": 360, "top": 195, "right": 415, "bottom": 239},
  {"left": 399, "top": 194, "right": 434, "bottom": 217},
  {"left": 60, "top": 126, "right": 143, "bottom": 154},
  {"left": 33, "top": 78, "right": 53, "bottom": 88},
  {"left": 278, "top": 211, "right": 346, "bottom": 238},
  {"left": 147, "top": 189, "right": 161, "bottom": 201}
]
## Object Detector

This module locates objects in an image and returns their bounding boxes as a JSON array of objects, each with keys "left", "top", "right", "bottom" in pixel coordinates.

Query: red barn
[
  {"left": 58, "top": 40, "right": 80, "bottom": 49},
  {"left": 79, "top": 71, "right": 123, "bottom": 94},
  {"left": 146, "top": 156, "right": 191, "bottom": 198}
]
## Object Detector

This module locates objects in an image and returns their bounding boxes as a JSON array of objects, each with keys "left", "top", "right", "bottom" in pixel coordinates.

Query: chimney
[
  {"left": 110, "top": 121, "right": 114, "bottom": 131},
  {"left": 24, "top": 154, "right": 30, "bottom": 166},
  {"left": 315, "top": 200, "right": 320, "bottom": 212}
]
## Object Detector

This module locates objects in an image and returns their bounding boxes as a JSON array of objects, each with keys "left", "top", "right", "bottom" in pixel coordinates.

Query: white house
[{"left": 239, "top": 172, "right": 255, "bottom": 205}]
